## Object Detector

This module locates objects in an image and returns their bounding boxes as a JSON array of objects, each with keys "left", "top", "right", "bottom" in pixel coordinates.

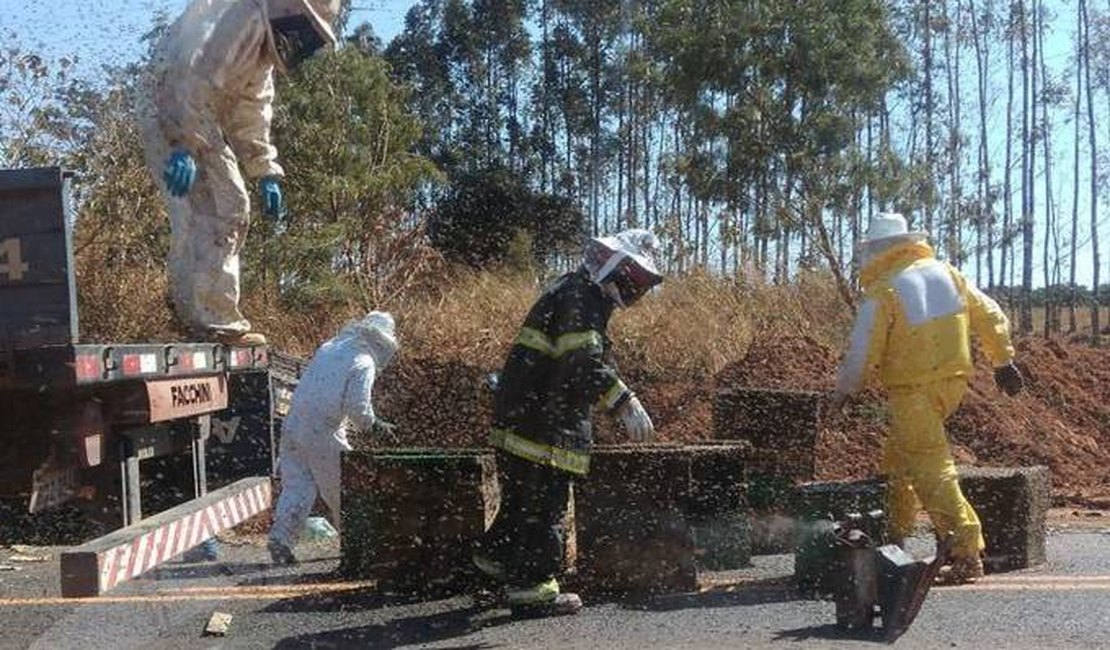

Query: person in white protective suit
[
  {"left": 267, "top": 312, "right": 399, "bottom": 565},
  {"left": 138, "top": 0, "right": 341, "bottom": 346}
]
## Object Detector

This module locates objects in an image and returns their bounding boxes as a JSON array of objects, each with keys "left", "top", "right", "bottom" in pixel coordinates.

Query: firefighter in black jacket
[{"left": 473, "top": 229, "right": 664, "bottom": 617}]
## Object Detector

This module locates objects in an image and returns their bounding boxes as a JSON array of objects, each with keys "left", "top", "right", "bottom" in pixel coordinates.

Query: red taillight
[
  {"left": 75, "top": 355, "right": 101, "bottom": 382},
  {"left": 122, "top": 353, "right": 157, "bottom": 375},
  {"left": 122, "top": 354, "right": 141, "bottom": 375}
]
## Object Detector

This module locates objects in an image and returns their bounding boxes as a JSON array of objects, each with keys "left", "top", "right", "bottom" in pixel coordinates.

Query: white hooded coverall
[
  {"left": 138, "top": 0, "right": 337, "bottom": 335},
  {"left": 269, "top": 313, "right": 398, "bottom": 548}
]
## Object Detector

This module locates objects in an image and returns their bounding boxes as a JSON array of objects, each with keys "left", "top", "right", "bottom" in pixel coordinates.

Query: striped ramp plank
[{"left": 61, "top": 477, "right": 272, "bottom": 598}]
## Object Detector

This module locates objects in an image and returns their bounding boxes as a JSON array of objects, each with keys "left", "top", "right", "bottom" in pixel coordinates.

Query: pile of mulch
[
  {"left": 710, "top": 335, "right": 1110, "bottom": 502},
  {"left": 947, "top": 338, "right": 1110, "bottom": 502},
  {"left": 372, "top": 335, "right": 1110, "bottom": 504}
]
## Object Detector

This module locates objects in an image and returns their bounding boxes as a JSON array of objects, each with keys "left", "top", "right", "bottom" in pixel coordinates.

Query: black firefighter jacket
[{"left": 489, "top": 268, "right": 631, "bottom": 475}]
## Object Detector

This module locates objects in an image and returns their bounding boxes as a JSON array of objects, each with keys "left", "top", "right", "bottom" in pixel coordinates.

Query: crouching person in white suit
[{"left": 267, "top": 311, "right": 399, "bottom": 565}]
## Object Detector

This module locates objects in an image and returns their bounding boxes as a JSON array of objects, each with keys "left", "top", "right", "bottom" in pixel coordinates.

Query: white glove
[{"left": 618, "top": 395, "right": 654, "bottom": 442}]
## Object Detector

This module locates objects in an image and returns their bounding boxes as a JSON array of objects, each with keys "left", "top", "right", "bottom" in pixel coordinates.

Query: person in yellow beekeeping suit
[{"left": 832, "top": 212, "right": 1025, "bottom": 585}]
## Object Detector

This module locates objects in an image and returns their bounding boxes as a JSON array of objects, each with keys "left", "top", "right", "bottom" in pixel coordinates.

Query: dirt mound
[
  {"left": 716, "top": 335, "right": 1110, "bottom": 501},
  {"left": 947, "top": 338, "right": 1110, "bottom": 501},
  {"left": 715, "top": 335, "right": 840, "bottom": 392},
  {"left": 713, "top": 335, "right": 884, "bottom": 482},
  {"left": 377, "top": 336, "right": 1110, "bottom": 503}
]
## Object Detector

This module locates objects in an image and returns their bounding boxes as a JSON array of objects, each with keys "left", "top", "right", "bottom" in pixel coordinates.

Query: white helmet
[
  {"left": 861, "top": 212, "right": 928, "bottom": 245},
  {"left": 858, "top": 212, "right": 930, "bottom": 265},
  {"left": 583, "top": 228, "right": 664, "bottom": 307},
  {"left": 339, "top": 311, "right": 399, "bottom": 367},
  {"left": 265, "top": 0, "right": 340, "bottom": 72}
]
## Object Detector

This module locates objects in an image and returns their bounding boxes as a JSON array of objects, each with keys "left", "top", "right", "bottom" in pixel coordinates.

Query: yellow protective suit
[
  {"left": 836, "top": 241, "right": 1015, "bottom": 559},
  {"left": 137, "top": 0, "right": 338, "bottom": 336}
]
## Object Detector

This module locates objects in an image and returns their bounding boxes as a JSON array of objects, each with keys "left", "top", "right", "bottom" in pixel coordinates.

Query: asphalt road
[{"left": 2, "top": 518, "right": 1109, "bottom": 650}]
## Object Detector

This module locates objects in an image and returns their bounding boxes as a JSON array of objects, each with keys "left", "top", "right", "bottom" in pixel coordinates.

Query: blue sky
[{"left": 0, "top": 1, "right": 412, "bottom": 72}]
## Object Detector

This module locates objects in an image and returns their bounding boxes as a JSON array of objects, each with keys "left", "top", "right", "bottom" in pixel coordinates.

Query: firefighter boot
[
  {"left": 472, "top": 553, "right": 506, "bottom": 581},
  {"left": 508, "top": 578, "right": 582, "bottom": 618}
]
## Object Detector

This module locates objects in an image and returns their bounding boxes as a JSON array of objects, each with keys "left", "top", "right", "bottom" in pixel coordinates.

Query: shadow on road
[
  {"left": 150, "top": 561, "right": 282, "bottom": 580},
  {"left": 773, "top": 623, "right": 889, "bottom": 644},
  {"left": 235, "top": 567, "right": 351, "bottom": 587},
  {"left": 270, "top": 603, "right": 510, "bottom": 649},
  {"left": 617, "top": 577, "right": 799, "bottom": 612},
  {"left": 261, "top": 586, "right": 460, "bottom": 612}
]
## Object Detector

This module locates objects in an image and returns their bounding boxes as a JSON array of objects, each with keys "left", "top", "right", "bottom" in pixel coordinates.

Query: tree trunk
[
  {"left": 924, "top": 0, "right": 936, "bottom": 235},
  {"left": 1036, "top": 0, "right": 1055, "bottom": 337},
  {"left": 971, "top": 0, "right": 994, "bottom": 288},
  {"left": 943, "top": 0, "right": 963, "bottom": 267},
  {"left": 1070, "top": 0, "right": 1082, "bottom": 334},
  {"left": 1082, "top": 0, "right": 1100, "bottom": 344},
  {"left": 1003, "top": 1, "right": 1016, "bottom": 309},
  {"left": 1019, "top": 0, "right": 1034, "bottom": 334}
]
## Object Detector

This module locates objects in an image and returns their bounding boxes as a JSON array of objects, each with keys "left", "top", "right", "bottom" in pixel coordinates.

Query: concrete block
[
  {"left": 958, "top": 465, "right": 1049, "bottom": 572},
  {"left": 340, "top": 448, "right": 498, "bottom": 594},
  {"left": 714, "top": 388, "right": 820, "bottom": 482},
  {"left": 575, "top": 445, "right": 696, "bottom": 596}
]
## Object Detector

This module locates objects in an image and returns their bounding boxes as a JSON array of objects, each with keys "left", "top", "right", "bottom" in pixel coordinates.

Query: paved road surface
[{"left": 2, "top": 519, "right": 1109, "bottom": 649}]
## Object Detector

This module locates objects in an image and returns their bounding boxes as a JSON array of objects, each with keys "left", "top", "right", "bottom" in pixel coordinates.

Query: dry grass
[
  {"left": 73, "top": 249, "right": 855, "bottom": 377},
  {"left": 75, "top": 259, "right": 180, "bottom": 344},
  {"left": 1027, "top": 306, "right": 1110, "bottom": 339},
  {"left": 393, "top": 267, "right": 854, "bottom": 378},
  {"left": 397, "top": 270, "right": 538, "bottom": 366}
]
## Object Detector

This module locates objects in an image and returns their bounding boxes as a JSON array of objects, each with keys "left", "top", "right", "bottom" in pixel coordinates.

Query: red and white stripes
[{"left": 96, "top": 481, "right": 272, "bottom": 593}]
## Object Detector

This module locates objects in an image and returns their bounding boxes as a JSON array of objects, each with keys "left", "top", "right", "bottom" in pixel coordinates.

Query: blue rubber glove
[
  {"left": 260, "top": 176, "right": 285, "bottom": 219},
  {"left": 162, "top": 148, "right": 197, "bottom": 197}
]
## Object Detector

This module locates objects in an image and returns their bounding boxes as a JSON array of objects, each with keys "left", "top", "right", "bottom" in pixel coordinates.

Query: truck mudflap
[{"left": 60, "top": 476, "right": 272, "bottom": 597}]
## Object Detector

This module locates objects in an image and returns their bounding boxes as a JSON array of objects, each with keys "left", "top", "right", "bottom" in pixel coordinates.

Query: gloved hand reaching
[
  {"left": 260, "top": 176, "right": 285, "bottom": 219},
  {"left": 163, "top": 148, "right": 197, "bottom": 197},
  {"left": 617, "top": 395, "right": 654, "bottom": 442},
  {"left": 994, "top": 363, "right": 1024, "bottom": 396}
]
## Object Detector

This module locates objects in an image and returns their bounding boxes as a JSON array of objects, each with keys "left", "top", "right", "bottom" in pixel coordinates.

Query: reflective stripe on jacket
[
  {"left": 837, "top": 241, "right": 1015, "bottom": 393},
  {"left": 490, "top": 268, "right": 629, "bottom": 475}
]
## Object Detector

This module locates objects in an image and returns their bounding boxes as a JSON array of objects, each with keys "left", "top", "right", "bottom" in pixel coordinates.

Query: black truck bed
[{"left": 0, "top": 167, "right": 269, "bottom": 390}]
